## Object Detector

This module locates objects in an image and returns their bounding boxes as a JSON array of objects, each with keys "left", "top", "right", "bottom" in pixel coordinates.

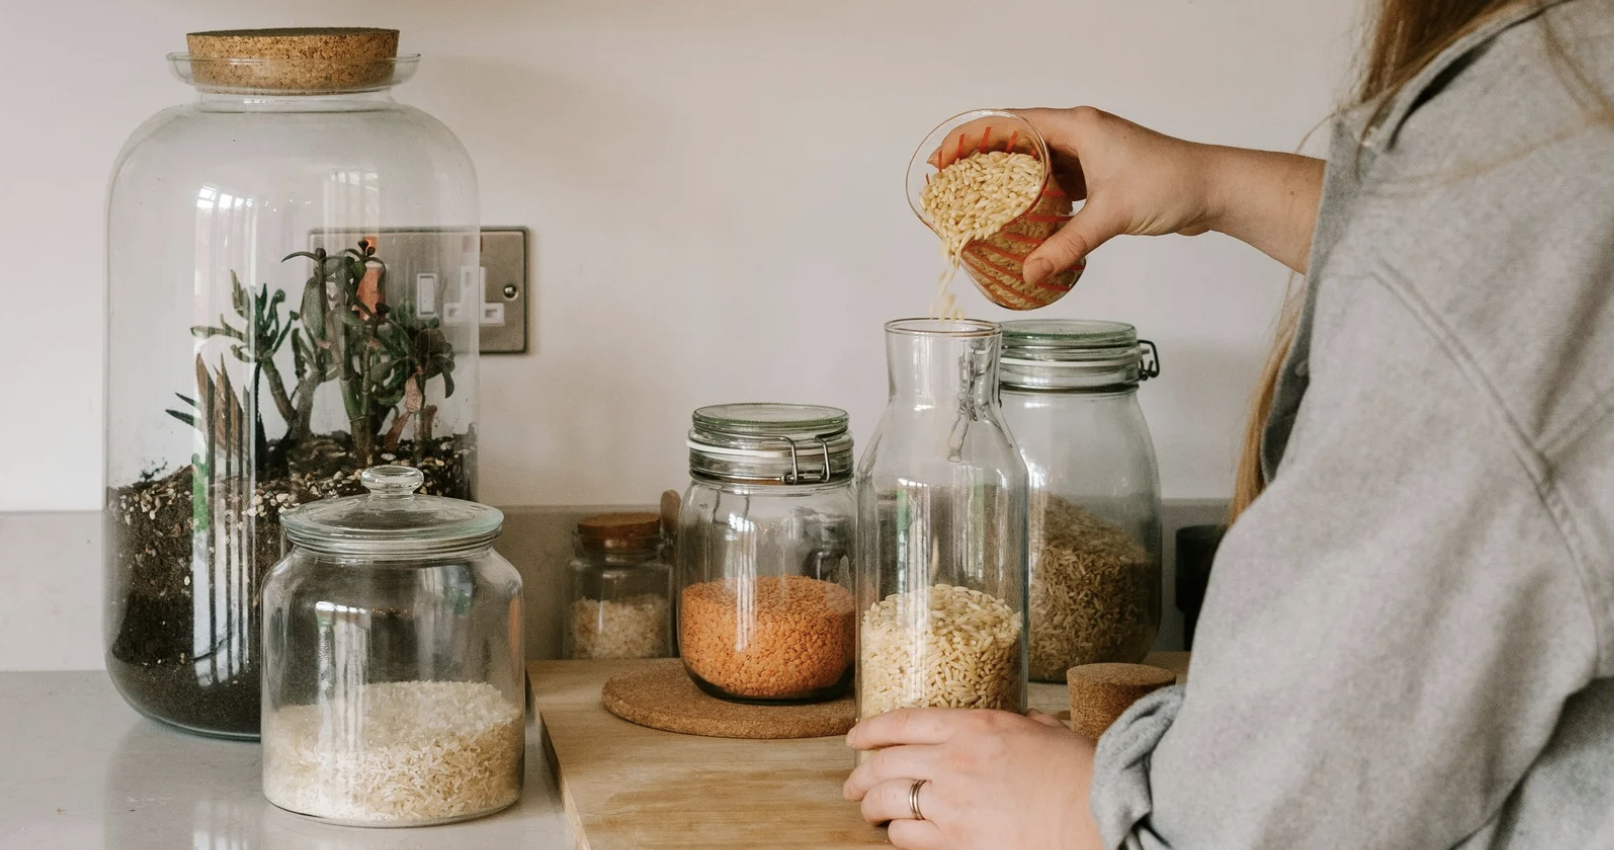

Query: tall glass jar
[
  {"left": 564, "top": 513, "right": 673, "bottom": 660},
  {"left": 676, "top": 404, "right": 857, "bottom": 703},
  {"left": 999, "top": 320, "right": 1162, "bottom": 682},
  {"left": 103, "top": 28, "right": 479, "bottom": 738},
  {"left": 262, "top": 466, "right": 523, "bottom": 827},
  {"left": 855, "top": 320, "right": 1029, "bottom": 743}
]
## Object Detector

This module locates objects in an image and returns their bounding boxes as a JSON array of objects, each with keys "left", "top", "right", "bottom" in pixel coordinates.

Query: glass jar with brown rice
[
  {"left": 854, "top": 319, "right": 1030, "bottom": 762},
  {"left": 675, "top": 404, "right": 857, "bottom": 703},
  {"left": 998, "top": 319, "right": 1163, "bottom": 683}
]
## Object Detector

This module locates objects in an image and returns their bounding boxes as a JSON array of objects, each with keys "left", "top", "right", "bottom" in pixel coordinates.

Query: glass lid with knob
[{"left": 280, "top": 465, "right": 503, "bottom": 557}]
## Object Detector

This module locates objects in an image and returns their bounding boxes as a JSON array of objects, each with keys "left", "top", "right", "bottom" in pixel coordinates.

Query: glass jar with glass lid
[
  {"left": 676, "top": 404, "right": 857, "bottom": 703},
  {"left": 999, "top": 319, "right": 1162, "bottom": 682},
  {"left": 261, "top": 466, "right": 524, "bottom": 827},
  {"left": 103, "top": 27, "right": 480, "bottom": 738},
  {"left": 855, "top": 319, "right": 1029, "bottom": 753},
  {"left": 564, "top": 513, "right": 673, "bottom": 660}
]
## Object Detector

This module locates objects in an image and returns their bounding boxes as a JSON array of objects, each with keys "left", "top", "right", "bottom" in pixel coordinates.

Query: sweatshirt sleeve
[
  {"left": 1085, "top": 260, "right": 1602, "bottom": 849},
  {"left": 1090, "top": 687, "right": 1184, "bottom": 850}
]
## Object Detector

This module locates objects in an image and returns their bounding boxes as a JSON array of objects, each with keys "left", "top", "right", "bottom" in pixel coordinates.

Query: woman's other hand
[
  {"left": 843, "top": 708, "right": 1105, "bottom": 850},
  {"left": 1008, "top": 107, "right": 1325, "bottom": 281}
]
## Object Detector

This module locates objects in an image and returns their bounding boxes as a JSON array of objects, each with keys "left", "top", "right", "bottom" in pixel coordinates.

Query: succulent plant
[
  {"left": 173, "top": 238, "right": 462, "bottom": 484},
  {"left": 166, "top": 353, "right": 263, "bottom": 530},
  {"left": 283, "top": 240, "right": 459, "bottom": 467}
]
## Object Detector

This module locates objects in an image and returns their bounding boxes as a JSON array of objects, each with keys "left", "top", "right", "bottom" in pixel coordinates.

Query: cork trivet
[
  {"left": 602, "top": 659, "right": 855, "bottom": 739},
  {"left": 186, "top": 27, "right": 399, "bottom": 93},
  {"left": 1067, "top": 662, "right": 1178, "bottom": 740}
]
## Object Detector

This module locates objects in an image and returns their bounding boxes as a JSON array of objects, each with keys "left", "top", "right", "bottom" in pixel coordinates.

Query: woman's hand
[
  {"left": 1007, "top": 107, "right": 1325, "bottom": 282},
  {"left": 843, "top": 708, "right": 1105, "bottom": 850}
]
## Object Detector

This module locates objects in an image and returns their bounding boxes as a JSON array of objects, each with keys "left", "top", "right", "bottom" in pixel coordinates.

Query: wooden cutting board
[{"left": 529, "top": 653, "right": 1188, "bottom": 850}]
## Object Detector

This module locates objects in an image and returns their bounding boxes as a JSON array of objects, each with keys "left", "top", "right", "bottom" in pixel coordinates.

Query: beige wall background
[
  {"left": 0, "top": 0, "right": 1354, "bottom": 512},
  {"left": 0, "top": 0, "right": 1358, "bottom": 670}
]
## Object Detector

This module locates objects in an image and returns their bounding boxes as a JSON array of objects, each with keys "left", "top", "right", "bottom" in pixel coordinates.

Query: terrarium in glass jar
[
  {"left": 855, "top": 319, "right": 1029, "bottom": 755},
  {"left": 103, "top": 28, "right": 479, "bottom": 738},
  {"left": 676, "top": 404, "right": 857, "bottom": 703},
  {"left": 564, "top": 513, "right": 673, "bottom": 660},
  {"left": 262, "top": 466, "right": 523, "bottom": 827},
  {"left": 999, "top": 320, "right": 1162, "bottom": 682}
]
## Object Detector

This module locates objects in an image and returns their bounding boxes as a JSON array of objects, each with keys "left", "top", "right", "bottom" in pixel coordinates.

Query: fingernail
[{"left": 1024, "top": 258, "right": 1049, "bottom": 285}]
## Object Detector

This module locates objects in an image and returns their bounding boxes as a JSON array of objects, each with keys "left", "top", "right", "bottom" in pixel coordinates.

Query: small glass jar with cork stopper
[{"left": 563, "top": 513, "right": 673, "bottom": 660}]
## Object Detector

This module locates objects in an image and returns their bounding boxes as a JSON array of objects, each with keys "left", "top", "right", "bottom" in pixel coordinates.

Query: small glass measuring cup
[{"left": 907, "top": 109, "right": 1085, "bottom": 311}]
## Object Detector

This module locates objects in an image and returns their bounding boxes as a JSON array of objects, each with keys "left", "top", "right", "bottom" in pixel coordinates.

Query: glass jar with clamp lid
[{"left": 675, "top": 403, "right": 857, "bottom": 703}]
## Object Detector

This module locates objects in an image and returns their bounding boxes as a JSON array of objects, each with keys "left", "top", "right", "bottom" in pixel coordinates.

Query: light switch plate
[
  {"left": 478, "top": 228, "right": 529, "bottom": 354},
  {"left": 309, "top": 227, "right": 530, "bottom": 355}
]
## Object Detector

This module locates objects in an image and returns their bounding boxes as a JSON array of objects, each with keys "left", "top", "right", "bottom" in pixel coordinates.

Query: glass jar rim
[
  {"left": 168, "top": 53, "right": 420, "bottom": 95},
  {"left": 884, "top": 317, "right": 999, "bottom": 338},
  {"left": 692, "top": 402, "right": 848, "bottom": 436},
  {"left": 1002, "top": 318, "right": 1136, "bottom": 349}
]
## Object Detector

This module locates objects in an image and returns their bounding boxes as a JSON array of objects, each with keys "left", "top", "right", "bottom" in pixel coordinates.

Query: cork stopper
[
  {"left": 180, "top": 27, "right": 404, "bottom": 94},
  {"left": 1067, "top": 663, "right": 1177, "bottom": 740},
  {"left": 578, "top": 512, "right": 662, "bottom": 549}
]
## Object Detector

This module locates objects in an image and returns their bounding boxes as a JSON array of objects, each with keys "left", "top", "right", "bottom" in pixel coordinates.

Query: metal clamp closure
[
  {"left": 1139, "top": 339, "right": 1161, "bottom": 381},
  {"left": 774, "top": 435, "right": 833, "bottom": 485}
]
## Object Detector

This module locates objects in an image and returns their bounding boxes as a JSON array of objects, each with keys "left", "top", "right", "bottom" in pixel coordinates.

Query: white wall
[{"left": 0, "top": 0, "right": 1356, "bottom": 512}]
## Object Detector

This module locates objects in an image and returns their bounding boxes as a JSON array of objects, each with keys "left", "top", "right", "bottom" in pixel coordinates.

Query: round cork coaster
[{"left": 602, "top": 659, "right": 856, "bottom": 739}]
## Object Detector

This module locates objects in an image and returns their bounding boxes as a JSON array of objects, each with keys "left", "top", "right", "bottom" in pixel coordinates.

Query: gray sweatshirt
[{"left": 1091, "top": 1, "right": 1614, "bottom": 847}]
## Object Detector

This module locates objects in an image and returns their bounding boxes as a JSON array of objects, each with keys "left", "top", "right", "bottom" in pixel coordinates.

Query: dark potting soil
[{"left": 105, "top": 431, "right": 475, "bottom": 739}]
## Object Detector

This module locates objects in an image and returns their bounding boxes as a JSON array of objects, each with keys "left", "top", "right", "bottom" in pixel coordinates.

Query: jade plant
[{"left": 171, "top": 239, "right": 460, "bottom": 487}]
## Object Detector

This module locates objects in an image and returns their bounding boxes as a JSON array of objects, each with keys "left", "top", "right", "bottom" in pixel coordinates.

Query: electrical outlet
[
  {"left": 309, "top": 227, "right": 530, "bottom": 354},
  {"left": 477, "top": 229, "right": 528, "bottom": 354}
]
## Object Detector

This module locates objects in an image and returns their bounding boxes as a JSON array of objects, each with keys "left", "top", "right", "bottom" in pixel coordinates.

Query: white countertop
[{"left": 0, "top": 672, "right": 575, "bottom": 849}]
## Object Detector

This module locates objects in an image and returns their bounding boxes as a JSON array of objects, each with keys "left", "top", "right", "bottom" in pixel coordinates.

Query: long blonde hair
[{"left": 1227, "top": 0, "right": 1538, "bottom": 523}]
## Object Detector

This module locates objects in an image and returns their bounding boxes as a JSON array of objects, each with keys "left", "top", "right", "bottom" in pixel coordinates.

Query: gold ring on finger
[{"left": 908, "top": 779, "right": 929, "bottom": 821}]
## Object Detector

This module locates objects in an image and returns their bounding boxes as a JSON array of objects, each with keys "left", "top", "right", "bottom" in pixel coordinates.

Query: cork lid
[
  {"left": 172, "top": 27, "right": 416, "bottom": 94},
  {"left": 577, "top": 512, "right": 662, "bottom": 550},
  {"left": 1066, "top": 663, "right": 1177, "bottom": 740}
]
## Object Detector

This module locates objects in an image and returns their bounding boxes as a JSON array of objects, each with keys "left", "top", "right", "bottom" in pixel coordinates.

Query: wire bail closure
[
  {"left": 772, "top": 435, "right": 835, "bottom": 485},
  {"left": 1139, "top": 339, "right": 1161, "bottom": 381}
]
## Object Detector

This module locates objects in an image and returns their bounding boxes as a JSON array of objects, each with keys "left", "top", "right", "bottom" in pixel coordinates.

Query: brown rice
[
  {"left": 857, "top": 583, "right": 1023, "bottom": 719},
  {"left": 1028, "top": 496, "right": 1157, "bottom": 682}
]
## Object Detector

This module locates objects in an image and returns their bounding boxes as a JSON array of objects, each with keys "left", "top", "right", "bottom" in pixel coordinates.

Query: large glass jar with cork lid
[
  {"left": 854, "top": 319, "right": 1028, "bottom": 759},
  {"left": 564, "top": 513, "right": 673, "bottom": 660},
  {"left": 261, "top": 466, "right": 524, "bottom": 827},
  {"left": 676, "top": 404, "right": 857, "bottom": 703},
  {"left": 998, "top": 319, "right": 1162, "bottom": 682},
  {"left": 103, "top": 27, "right": 480, "bottom": 738}
]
